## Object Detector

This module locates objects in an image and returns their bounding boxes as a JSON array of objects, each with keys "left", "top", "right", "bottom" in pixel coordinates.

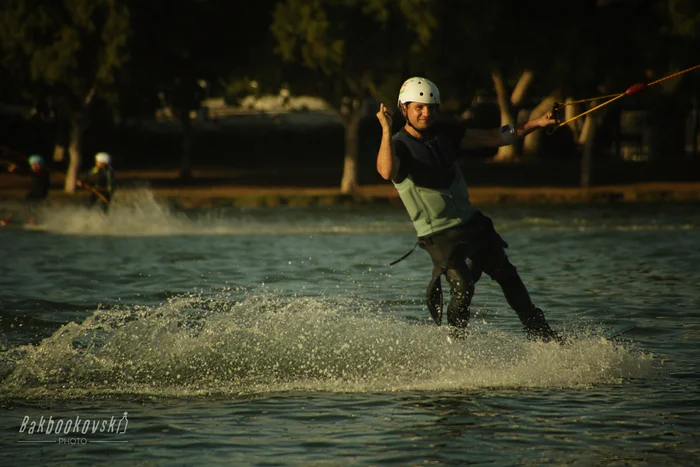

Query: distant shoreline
[{"left": 2, "top": 176, "right": 699, "bottom": 208}]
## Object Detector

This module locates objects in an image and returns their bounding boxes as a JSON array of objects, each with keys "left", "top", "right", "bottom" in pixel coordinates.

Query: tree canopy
[
  {"left": 271, "top": 0, "right": 440, "bottom": 107},
  {"left": 0, "top": 0, "right": 698, "bottom": 185},
  {"left": 0, "top": 0, "right": 130, "bottom": 114}
]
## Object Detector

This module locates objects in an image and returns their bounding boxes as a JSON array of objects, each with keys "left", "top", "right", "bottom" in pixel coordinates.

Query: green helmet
[{"left": 28, "top": 154, "right": 44, "bottom": 165}]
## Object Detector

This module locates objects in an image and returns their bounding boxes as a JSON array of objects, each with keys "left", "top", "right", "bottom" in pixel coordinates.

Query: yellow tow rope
[{"left": 549, "top": 63, "right": 700, "bottom": 132}]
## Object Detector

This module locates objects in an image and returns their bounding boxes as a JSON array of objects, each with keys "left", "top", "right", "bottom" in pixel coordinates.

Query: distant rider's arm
[
  {"left": 76, "top": 173, "right": 92, "bottom": 188},
  {"left": 105, "top": 168, "right": 115, "bottom": 192},
  {"left": 78, "top": 168, "right": 101, "bottom": 188},
  {"left": 5, "top": 163, "right": 30, "bottom": 175},
  {"left": 376, "top": 103, "right": 399, "bottom": 181},
  {"left": 460, "top": 111, "right": 556, "bottom": 149}
]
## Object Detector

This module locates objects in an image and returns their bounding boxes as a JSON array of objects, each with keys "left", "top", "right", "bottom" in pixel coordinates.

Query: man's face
[{"left": 404, "top": 102, "right": 437, "bottom": 130}]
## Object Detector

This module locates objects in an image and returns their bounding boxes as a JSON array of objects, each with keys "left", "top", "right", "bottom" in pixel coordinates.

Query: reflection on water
[{"left": 0, "top": 191, "right": 698, "bottom": 465}]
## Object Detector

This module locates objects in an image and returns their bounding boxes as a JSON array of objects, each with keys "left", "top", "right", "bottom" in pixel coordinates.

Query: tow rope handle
[{"left": 546, "top": 103, "right": 562, "bottom": 135}]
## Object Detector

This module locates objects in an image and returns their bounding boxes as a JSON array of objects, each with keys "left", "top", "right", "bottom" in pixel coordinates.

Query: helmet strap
[{"left": 401, "top": 104, "right": 423, "bottom": 135}]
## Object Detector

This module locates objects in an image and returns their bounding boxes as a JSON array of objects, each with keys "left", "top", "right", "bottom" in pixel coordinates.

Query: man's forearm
[
  {"left": 376, "top": 130, "right": 396, "bottom": 180},
  {"left": 518, "top": 119, "right": 544, "bottom": 138},
  {"left": 499, "top": 120, "right": 543, "bottom": 146}
]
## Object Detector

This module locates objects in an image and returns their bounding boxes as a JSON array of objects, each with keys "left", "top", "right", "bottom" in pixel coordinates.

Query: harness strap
[{"left": 389, "top": 241, "right": 419, "bottom": 266}]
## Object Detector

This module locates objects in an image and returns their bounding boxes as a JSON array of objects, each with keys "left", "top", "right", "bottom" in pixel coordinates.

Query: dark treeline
[{"left": 1, "top": 0, "right": 699, "bottom": 191}]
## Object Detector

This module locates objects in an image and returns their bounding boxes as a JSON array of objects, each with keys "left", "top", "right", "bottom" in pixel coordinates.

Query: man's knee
[
  {"left": 487, "top": 254, "right": 520, "bottom": 285},
  {"left": 445, "top": 268, "right": 474, "bottom": 298},
  {"left": 426, "top": 266, "right": 444, "bottom": 325},
  {"left": 444, "top": 268, "right": 473, "bottom": 330}
]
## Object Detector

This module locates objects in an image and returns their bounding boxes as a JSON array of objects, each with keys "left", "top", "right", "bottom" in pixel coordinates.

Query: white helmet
[
  {"left": 397, "top": 77, "right": 440, "bottom": 106},
  {"left": 95, "top": 152, "right": 111, "bottom": 164}
]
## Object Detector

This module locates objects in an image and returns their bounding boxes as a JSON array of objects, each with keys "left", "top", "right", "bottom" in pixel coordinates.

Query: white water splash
[
  {"left": 0, "top": 290, "right": 656, "bottom": 400},
  {"left": 4, "top": 189, "right": 410, "bottom": 237}
]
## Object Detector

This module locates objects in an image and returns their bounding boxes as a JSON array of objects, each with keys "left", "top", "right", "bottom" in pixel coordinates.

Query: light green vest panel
[{"left": 393, "top": 167, "right": 476, "bottom": 237}]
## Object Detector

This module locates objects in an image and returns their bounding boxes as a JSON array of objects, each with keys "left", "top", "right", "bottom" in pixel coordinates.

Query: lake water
[{"left": 1, "top": 190, "right": 699, "bottom": 466}]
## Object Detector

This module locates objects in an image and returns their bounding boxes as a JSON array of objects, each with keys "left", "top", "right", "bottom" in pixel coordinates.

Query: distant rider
[
  {"left": 6, "top": 154, "right": 50, "bottom": 202},
  {"left": 2, "top": 154, "right": 50, "bottom": 225},
  {"left": 76, "top": 152, "right": 116, "bottom": 213}
]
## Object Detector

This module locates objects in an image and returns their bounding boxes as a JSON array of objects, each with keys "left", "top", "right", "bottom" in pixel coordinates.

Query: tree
[
  {"left": 396, "top": 0, "right": 577, "bottom": 162},
  {"left": 271, "top": 0, "right": 439, "bottom": 194},
  {"left": 123, "top": 0, "right": 279, "bottom": 179},
  {"left": 466, "top": 1, "right": 576, "bottom": 162},
  {"left": 0, "top": 0, "right": 130, "bottom": 192},
  {"left": 562, "top": 0, "right": 699, "bottom": 182},
  {"left": 663, "top": 0, "right": 700, "bottom": 157}
]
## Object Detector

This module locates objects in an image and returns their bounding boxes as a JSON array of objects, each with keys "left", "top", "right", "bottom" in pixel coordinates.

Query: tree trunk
[
  {"left": 340, "top": 108, "right": 362, "bottom": 194},
  {"left": 523, "top": 94, "right": 558, "bottom": 159},
  {"left": 692, "top": 96, "right": 698, "bottom": 158},
  {"left": 578, "top": 113, "right": 593, "bottom": 145},
  {"left": 492, "top": 72, "right": 515, "bottom": 162},
  {"left": 63, "top": 117, "right": 85, "bottom": 193},
  {"left": 180, "top": 109, "right": 193, "bottom": 180},
  {"left": 579, "top": 115, "right": 598, "bottom": 187},
  {"left": 564, "top": 98, "right": 584, "bottom": 141},
  {"left": 492, "top": 71, "right": 533, "bottom": 162},
  {"left": 53, "top": 144, "right": 66, "bottom": 164},
  {"left": 510, "top": 70, "right": 534, "bottom": 106}
]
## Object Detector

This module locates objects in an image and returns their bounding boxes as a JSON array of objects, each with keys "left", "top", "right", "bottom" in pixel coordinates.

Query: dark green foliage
[
  {"left": 0, "top": 0, "right": 130, "bottom": 112},
  {"left": 120, "top": 0, "right": 279, "bottom": 119},
  {"left": 270, "top": 0, "right": 440, "bottom": 108}
]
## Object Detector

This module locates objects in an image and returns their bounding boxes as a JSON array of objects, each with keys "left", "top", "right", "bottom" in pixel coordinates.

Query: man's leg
[
  {"left": 444, "top": 265, "right": 474, "bottom": 330},
  {"left": 483, "top": 250, "right": 560, "bottom": 342},
  {"left": 420, "top": 228, "right": 473, "bottom": 333},
  {"left": 426, "top": 265, "right": 444, "bottom": 325}
]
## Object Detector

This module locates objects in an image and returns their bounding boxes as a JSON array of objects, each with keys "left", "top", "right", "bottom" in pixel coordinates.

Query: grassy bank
[{"left": 1, "top": 170, "right": 699, "bottom": 208}]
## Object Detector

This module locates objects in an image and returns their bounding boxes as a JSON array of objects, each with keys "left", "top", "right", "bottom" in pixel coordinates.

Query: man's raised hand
[{"left": 376, "top": 103, "right": 393, "bottom": 131}]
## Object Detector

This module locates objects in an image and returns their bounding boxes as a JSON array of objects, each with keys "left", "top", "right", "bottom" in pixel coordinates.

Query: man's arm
[
  {"left": 76, "top": 168, "right": 97, "bottom": 187},
  {"left": 376, "top": 103, "right": 399, "bottom": 181},
  {"left": 460, "top": 112, "right": 556, "bottom": 149}
]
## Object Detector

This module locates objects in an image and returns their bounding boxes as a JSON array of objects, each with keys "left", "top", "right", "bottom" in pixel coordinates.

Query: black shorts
[{"left": 417, "top": 211, "right": 509, "bottom": 269}]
